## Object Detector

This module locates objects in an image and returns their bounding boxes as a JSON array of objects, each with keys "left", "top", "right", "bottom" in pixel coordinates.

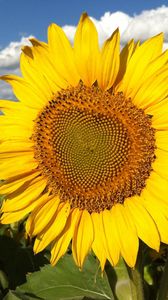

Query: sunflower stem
[
  {"left": 127, "top": 266, "right": 145, "bottom": 300},
  {"left": 126, "top": 250, "right": 145, "bottom": 300},
  {"left": 157, "top": 251, "right": 168, "bottom": 300}
]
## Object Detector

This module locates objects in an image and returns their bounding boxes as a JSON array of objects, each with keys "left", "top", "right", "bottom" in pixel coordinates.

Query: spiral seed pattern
[{"left": 33, "top": 83, "right": 156, "bottom": 212}]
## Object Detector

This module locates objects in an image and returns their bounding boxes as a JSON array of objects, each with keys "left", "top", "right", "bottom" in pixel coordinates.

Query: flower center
[
  {"left": 52, "top": 108, "right": 130, "bottom": 189},
  {"left": 33, "top": 83, "right": 156, "bottom": 212}
]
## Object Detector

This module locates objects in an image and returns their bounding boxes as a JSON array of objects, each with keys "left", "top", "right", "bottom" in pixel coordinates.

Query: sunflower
[{"left": 0, "top": 13, "right": 168, "bottom": 270}]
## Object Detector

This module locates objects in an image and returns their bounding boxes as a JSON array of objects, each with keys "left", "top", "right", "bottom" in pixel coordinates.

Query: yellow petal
[
  {"left": 142, "top": 187, "right": 168, "bottom": 216},
  {"left": 26, "top": 195, "right": 60, "bottom": 236},
  {"left": 48, "top": 24, "right": 80, "bottom": 86},
  {"left": 91, "top": 212, "right": 107, "bottom": 270},
  {"left": 139, "top": 49, "right": 168, "bottom": 83},
  {"left": 0, "top": 149, "right": 32, "bottom": 160},
  {"left": 1, "top": 191, "right": 49, "bottom": 224},
  {"left": 113, "top": 204, "right": 139, "bottom": 267},
  {"left": 133, "top": 40, "right": 140, "bottom": 52},
  {"left": 72, "top": 209, "right": 94, "bottom": 268},
  {"left": 98, "top": 29, "right": 120, "bottom": 91},
  {"left": 0, "top": 123, "right": 33, "bottom": 141},
  {"left": 24, "top": 40, "right": 67, "bottom": 91},
  {"left": 0, "top": 154, "right": 38, "bottom": 179},
  {"left": 50, "top": 208, "right": 81, "bottom": 265},
  {"left": 152, "top": 149, "right": 168, "bottom": 180},
  {"left": 0, "top": 75, "right": 47, "bottom": 108},
  {"left": 1, "top": 177, "right": 46, "bottom": 212},
  {"left": 125, "top": 196, "right": 160, "bottom": 251},
  {"left": 155, "top": 131, "right": 168, "bottom": 152},
  {"left": 149, "top": 100, "right": 168, "bottom": 130},
  {"left": 20, "top": 52, "right": 53, "bottom": 99},
  {"left": 102, "top": 209, "right": 120, "bottom": 267},
  {"left": 0, "top": 171, "right": 39, "bottom": 195},
  {"left": 142, "top": 171, "right": 168, "bottom": 204},
  {"left": 34, "top": 202, "right": 70, "bottom": 253},
  {"left": 115, "top": 39, "right": 135, "bottom": 87},
  {"left": 139, "top": 193, "right": 168, "bottom": 243},
  {"left": 145, "top": 96, "right": 168, "bottom": 114},
  {"left": 0, "top": 140, "right": 33, "bottom": 154},
  {"left": 74, "top": 13, "right": 100, "bottom": 86},
  {"left": 0, "top": 100, "right": 36, "bottom": 117},
  {"left": 119, "top": 49, "right": 168, "bottom": 96},
  {"left": 131, "top": 66, "right": 168, "bottom": 109},
  {"left": 119, "top": 33, "right": 164, "bottom": 98},
  {"left": 0, "top": 114, "right": 34, "bottom": 128}
]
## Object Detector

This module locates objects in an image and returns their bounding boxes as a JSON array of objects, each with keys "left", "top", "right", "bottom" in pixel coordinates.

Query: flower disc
[{"left": 33, "top": 84, "right": 156, "bottom": 212}]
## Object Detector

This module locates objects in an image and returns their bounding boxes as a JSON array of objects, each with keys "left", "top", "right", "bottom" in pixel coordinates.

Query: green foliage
[
  {"left": 0, "top": 235, "right": 48, "bottom": 290},
  {"left": 0, "top": 223, "right": 49, "bottom": 299},
  {"left": 0, "top": 220, "right": 167, "bottom": 300},
  {"left": 4, "top": 290, "right": 40, "bottom": 300},
  {"left": 106, "top": 258, "right": 132, "bottom": 300},
  {"left": 16, "top": 254, "right": 114, "bottom": 300}
]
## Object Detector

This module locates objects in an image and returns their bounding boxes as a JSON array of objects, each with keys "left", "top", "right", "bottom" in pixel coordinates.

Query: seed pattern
[{"left": 33, "top": 83, "right": 156, "bottom": 212}]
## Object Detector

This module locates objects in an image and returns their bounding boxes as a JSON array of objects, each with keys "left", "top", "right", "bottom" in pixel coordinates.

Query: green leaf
[
  {"left": 17, "top": 254, "right": 114, "bottom": 300},
  {"left": 0, "top": 269, "right": 9, "bottom": 289},
  {"left": 4, "top": 290, "right": 40, "bottom": 300},
  {"left": 3, "top": 291, "right": 22, "bottom": 300}
]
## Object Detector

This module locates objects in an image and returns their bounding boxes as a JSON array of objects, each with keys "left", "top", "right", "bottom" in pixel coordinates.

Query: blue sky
[
  {"left": 0, "top": 0, "right": 167, "bottom": 99},
  {"left": 0, "top": 0, "right": 167, "bottom": 47}
]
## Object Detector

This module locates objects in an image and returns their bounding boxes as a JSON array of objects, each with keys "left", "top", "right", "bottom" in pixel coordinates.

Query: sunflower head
[{"left": 0, "top": 13, "right": 168, "bottom": 270}]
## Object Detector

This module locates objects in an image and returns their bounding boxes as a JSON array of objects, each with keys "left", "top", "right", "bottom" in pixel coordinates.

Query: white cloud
[
  {"left": 90, "top": 12, "right": 132, "bottom": 45},
  {"left": 63, "top": 11, "right": 132, "bottom": 45},
  {"left": 0, "top": 6, "right": 168, "bottom": 99},
  {"left": 62, "top": 25, "right": 76, "bottom": 44},
  {"left": 63, "top": 5, "right": 168, "bottom": 48},
  {"left": 0, "top": 36, "right": 33, "bottom": 70},
  {"left": 0, "top": 36, "right": 33, "bottom": 99},
  {"left": 121, "top": 6, "right": 168, "bottom": 48}
]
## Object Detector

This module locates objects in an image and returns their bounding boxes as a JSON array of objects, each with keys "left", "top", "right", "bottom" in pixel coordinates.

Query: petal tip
[
  {"left": 80, "top": 12, "right": 89, "bottom": 21},
  {"left": 29, "top": 38, "right": 41, "bottom": 47},
  {"left": 48, "top": 22, "right": 58, "bottom": 31},
  {"left": 110, "top": 27, "right": 120, "bottom": 39}
]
